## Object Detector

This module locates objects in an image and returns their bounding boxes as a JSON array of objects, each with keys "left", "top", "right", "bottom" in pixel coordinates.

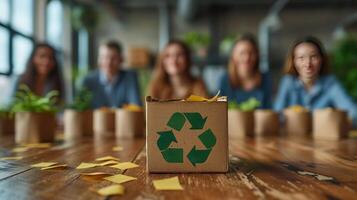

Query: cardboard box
[
  {"left": 128, "top": 47, "right": 150, "bottom": 68},
  {"left": 254, "top": 110, "right": 280, "bottom": 136},
  {"left": 228, "top": 110, "right": 254, "bottom": 138},
  {"left": 146, "top": 96, "right": 228, "bottom": 173},
  {"left": 313, "top": 109, "right": 349, "bottom": 140},
  {"left": 115, "top": 109, "right": 145, "bottom": 139},
  {"left": 15, "top": 112, "right": 56, "bottom": 143},
  {"left": 0, "top": 116, "right": 15, "bottom": 135},
  {"left": 283, "top": 109, "right": 312, "bottom": 136},
  {"left": 93, "top": 109, "right": 115, "bottom": 138},
  {"left": 64, "top": 110, "right": 93, "bottom": 140}
]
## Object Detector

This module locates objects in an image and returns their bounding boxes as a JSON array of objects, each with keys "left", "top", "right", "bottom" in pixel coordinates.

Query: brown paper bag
[
  {"left": 64, "top": 109, "right": 93, "bottom": 140},
  {"left": 0, "top": 116, "right": 15, "bottom": 135},
  {"left": 228, "top": 110, "right": 254, "bottom": 138},
  {"left": 313, "top": 109, "right": 349, "bottom": 140},
  {"left": 93, "top": 109, "right": 115, "bottom": 138},
  {"left": 254, "top": 110, "right": 279, "bottom": 136},
  {"left": 115, "top": 109, "right": 145, "bottom": 139},
  {"left": 283, "top": 109, "right": 312, "bottom": 136},
  {"left": 15, "top": 112, "right": 56, "bottom": 143}
]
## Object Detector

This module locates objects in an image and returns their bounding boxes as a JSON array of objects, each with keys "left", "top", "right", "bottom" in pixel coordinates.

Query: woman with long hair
[
  {"left": 148, "top": 40, "right": 208, "bottom": 99},
  {"left": 219, "top": 33, "right": 272, "bottom": 108}
]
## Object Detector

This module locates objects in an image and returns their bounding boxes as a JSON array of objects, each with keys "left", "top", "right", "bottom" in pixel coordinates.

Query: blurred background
[{"left": 0, "top": 0, "right": 357, "bottom": 105}]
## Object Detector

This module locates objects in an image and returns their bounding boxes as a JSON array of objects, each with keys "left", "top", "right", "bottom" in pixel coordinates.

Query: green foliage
[
  {"left": 183, "top": 32, "right": 211, "bottom": 50},
  {"left": 11, "top": 85, "right": 59, "bottom": 113},
  {"left": 219, "top": 34, "right": 237, "bottom": 55},
  {"left": 228, "top": 98, "right": 261, "bottom": 111},
  {"left": 71, "top": 5, "right": 99, "bottom": 31},
  {"left": 66, "top": 88, "right": 93, "bottom": 111},
  {"left": 332, "top": 34, "right": 357, "bottom": 101}
]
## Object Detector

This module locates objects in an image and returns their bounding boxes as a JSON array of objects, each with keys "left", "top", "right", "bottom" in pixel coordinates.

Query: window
[
  {"left": 46, "top": 0, "right": 63, "bottom": 49},
  {"left": 0, "top": 0, "right": 34, "bottom": 76}
]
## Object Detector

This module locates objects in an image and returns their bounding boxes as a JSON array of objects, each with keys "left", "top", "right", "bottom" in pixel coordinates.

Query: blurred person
[
  {"left": 274, "top": 36, "right": 357, "bottom": 127},
  {"left": 148, "top": 39, "right": 208, "bottom": 99},
  {"left": 81, "top": 40, "right": 141, "bottom": 108},
  {"left": 219, "top": 33, "right": 272, "bottom": 108}
]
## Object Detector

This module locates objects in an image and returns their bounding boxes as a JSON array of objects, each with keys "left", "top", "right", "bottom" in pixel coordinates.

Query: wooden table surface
[{"left": 0, "top": 133, "right": 356, "bottom": 200}]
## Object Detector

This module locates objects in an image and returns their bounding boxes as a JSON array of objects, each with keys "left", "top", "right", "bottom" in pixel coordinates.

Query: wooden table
[{"left": 0, "top": 134, "right": 356, "bottom": 200}]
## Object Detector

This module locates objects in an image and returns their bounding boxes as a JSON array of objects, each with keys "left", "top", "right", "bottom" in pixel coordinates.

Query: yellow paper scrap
[
  {"left": 110, "top": 162, "right": 139, "bottom": 170},
  {"left": 31, "top": 162, "right": 57, "bottom": 168},
  {"left": 123, "top": 104, "right": 143, "bottom": 112},
  {"left": 104, "top": 174, "right": 137, "bottom": 184},
  {"left": 186, "top": 91, "right": 220, "bottom": 102},
  {"left": 99, "top": 160, "right": 120, "bottom": 166},
  {"left": 153, "top": 176, "right": 184, "bottom": 190},
  {"left": 0, "top": 156, "right": 23, "bottom": 161},
  {"left": 40, "top": 164, "right": 67, "bottom": 170},
  {"left": 95, "top": 156, "right": 120, "bottom": 162},
  {"left": 112, "top": 146, "right": 124, "bottom": 152},
  {"left": 76, "top": 162, "right": 100, "bottom": 169},
  {"left": 81, "top": 172, "right": 112, "bottom": 177},
  {"left": 287, "top": 105, "right": 308, "bottom": 112},
  {"left": 12, "top": 147, "right": 29, "bottom": 153},
  {"left": 97, "top": 184, "right": 125, "bottom": 196},
  {"left": 23, "top": 143, "right": 51, "bottom": 148}
]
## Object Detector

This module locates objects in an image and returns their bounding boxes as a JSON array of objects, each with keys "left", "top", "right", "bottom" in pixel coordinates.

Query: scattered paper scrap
[
  {"left": 96, "top": 156, "right": 120, "bottom": 162},
  {"left": 12, "top": 147, "right": 29, "bottom": 153},
  {"left": 31, "top": 162, "right": 57, "bottom": 168},
  {"left": 41, "top": 164, "right": 67, "bottom": 170},
  {"left": 110, "top": 162, "right": 139, "bottom": 170},
  {"left": 104, "top": 174, "right": 137, "bottom": 184},
  {"left": 112, "top": 146, "right": 124, "bottom": 152},
  {"left": 97, "top": 184, "right": 124, "bottom": 196},
  {"left": 99, "top": 160, "right": 120, "bottom": 166},
  {"left": 0, "top": 156, "right": 23, "bottom": 161},
  {"left": 81, "top": 172, "right": 112, "bottom": 177},
  {"left": 153, "top": 176, "right": 183, "bottom": 190},
  {"left": 76, "top": 162, "right": 100, "bottom": 169}
]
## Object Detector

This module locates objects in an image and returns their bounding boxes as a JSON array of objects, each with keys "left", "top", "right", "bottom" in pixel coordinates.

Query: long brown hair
[
  {"left": 148, "top": 40, "right": 195, "bottom": 99},
  {"left": 228, "top": 33, "right": 260, "bottom": 88},
  {"left": 284, "top": 36, "right": 330, "bottom": 76},
  {"left": 19, "top": 43, "right": 63, "bottom": 98}
]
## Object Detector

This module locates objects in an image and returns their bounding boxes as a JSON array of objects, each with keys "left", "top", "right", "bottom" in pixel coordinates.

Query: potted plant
[
  {"left": 12, "top": 85, "right": 58, "bottom": 143},
  {"left": 0, "top": 106, "right": 14, "bottom": 136},
  {"left": 93, "top": 107, "right": 116, "bottom": 138},
  {"left": 64, "top": 88, "right": 93, "bottom": 140},
  {"left": 228, "top": 98, "right": 260, "bottom": 138},
  {"left": 254, "top": 109, "right": 280, "bottom": 136},
  {"left": 115, "top": 104, "right": 145, "bottom": 139},
  {"left": 313, "top": 108, "right": 349, "bottom": 140},
  {"left": 183, "top": 31, "right": 211, "bottom": 58}
]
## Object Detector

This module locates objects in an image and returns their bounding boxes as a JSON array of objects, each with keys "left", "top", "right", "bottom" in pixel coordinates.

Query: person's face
[
  {"left": 98, "top": 46, "right": 122, "bottom": 77},
  {"left": 232, "top": 40, "right": 257, "bottom": 77},
  {"left": 163, "top": 44, "right": 188, "bottom": 76},
  {"left": 33, "top": 47, "right": 55, "bottom": 77},
  {"left": 293, "top": 43, "right": 322, "bottom": 81}
]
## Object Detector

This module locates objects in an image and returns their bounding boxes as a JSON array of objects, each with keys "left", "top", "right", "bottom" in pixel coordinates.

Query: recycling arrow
[{"left": 156, "top": 112, "right": 217, "bottom": 167}]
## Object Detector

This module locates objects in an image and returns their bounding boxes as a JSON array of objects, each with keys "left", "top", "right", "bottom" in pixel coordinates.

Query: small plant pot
[
  {"left": 254, "top": 110, "right": 280, "bottom": 136},
  {"left": 115, "top": 109, "right": 145, "bottom": 139},
  {"left": 93, "top": 108, "right": 115, "bottom": 138},
  {"left": 0, "top": 115, "right": 15, "bottom": 136},
  {"left": 313, "top": 109, "right": 349, "bottom": 140},
  {"left": 15, "top": 112, "right": 56, "bottom": 143},
  {"left": 64, "top": 109, "right": 93, "bottom": 140},
  {"left": 228, "top": 110, "right": 254, "bottom": 138},
  {"left": 283, "top": 109, "right": 312, "bottom": 136}
]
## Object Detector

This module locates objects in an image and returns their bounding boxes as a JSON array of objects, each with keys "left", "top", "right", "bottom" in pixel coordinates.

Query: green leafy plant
[
  {"left": 183, "top": 32, "right": 211, "bottom": 50},
  {"left": 219, "top": 34, "right": 237, "bottom": 55},
  {"left": 11, "top": 85, "right": 59, "bottom": 113},
  {"left": 66, "top": 88, "right": 93, "bottom": 112},
  {"left": 332, "top": 34, "right": 357, "bottom": 101},
  {"left": 228, "top": 98, "right": 261, "bottom": 111}
]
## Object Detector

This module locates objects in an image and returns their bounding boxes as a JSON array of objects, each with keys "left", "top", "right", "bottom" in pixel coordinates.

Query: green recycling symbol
[{"left": 156, "top": 112, "right": 217, "bottom": 166}]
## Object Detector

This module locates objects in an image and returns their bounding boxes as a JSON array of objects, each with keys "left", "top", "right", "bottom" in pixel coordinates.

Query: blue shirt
[
  {"left": 82, "top": 69, "right": 142, "bottom": 108},
  {"left": 274, "top": 75, "right": 357, "bottom": 127},
  {"left": 219, "top": 72, "right": 272, "bottom": 109}
]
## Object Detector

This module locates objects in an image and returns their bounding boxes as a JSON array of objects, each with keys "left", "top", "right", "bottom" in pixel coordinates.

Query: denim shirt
[
  {"left": 82, "top": 69, "right": 142, "bottom": 108},
  {"left": 274, "top": 75, "right": 357, "bottom": 127},
  {"left": 219, "top": 72, "right": 272, "bottom": 109}
]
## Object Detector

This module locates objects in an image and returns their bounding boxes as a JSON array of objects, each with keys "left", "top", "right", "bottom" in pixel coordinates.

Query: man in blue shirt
[{"left": 81, "top": 40, "right": 142, "bottom": 108}]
